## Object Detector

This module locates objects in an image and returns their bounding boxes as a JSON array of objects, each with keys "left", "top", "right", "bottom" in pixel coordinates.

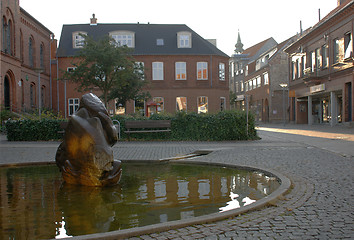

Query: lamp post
[
  {"left": 279, "top": 83, "right": 288, "bottom": 126},
  {"left": 34, "top": 68, "right": 44, "bottom": 119}
]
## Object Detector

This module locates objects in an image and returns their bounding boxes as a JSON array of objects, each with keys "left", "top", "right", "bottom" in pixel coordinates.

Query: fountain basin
[{"left": 0, "top": 160, "right": 290, "bottom": 239}]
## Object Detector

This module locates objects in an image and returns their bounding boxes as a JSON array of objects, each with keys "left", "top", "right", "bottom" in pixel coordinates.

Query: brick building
[
  {"left": 285, "top": 0, "right": 353, "bottom": 126},
  {"left": 54, "top": 16, "right": 229, "bottom": 117},
  {"left": 230, "top": 35, "right": 297, "bottom": 123},
  {"left": 1, "top": 0, "right": 53, "bottom": 114}
]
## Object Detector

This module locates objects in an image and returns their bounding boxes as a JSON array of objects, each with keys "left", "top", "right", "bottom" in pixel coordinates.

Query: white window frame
[
  {"left": 110, "top": 31, "right": 135, "bottom": 48},
  {"left": 219, "top": 63, "right": 225, "bottom": 81},
  {"left": 263, "top": 72, "right": 269, "bottom": 85},
  {"left": 177, "top": 31, "right": 192, "bottom": 48},
  {"left": 68, "top": 98, "right": 79, "bottom": 116},
  {"left": 176, "top": 96, "right": 187, "bottom": 112},
  {"left": 152, "top": 62, "right": 164, "bottom": 80},
  {"left": 197, "top": 96, "right": 208, "bottom": 114},
  {"left": 197, "top": 62, "right": 208, "bottom": 80},
  {"left": 72, "top": 32, "right": 87, "bottom": 48},
  {"left": 135, "top": 62, "right": 145, "bottom": 80},
  {"left": 175, "top": 62, "right": 187, "bottom": 80}
]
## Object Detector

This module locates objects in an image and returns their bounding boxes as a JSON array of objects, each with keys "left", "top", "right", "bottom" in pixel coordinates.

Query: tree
[{"left": 63, "top": 34, "right": 147, "bottom": 109}]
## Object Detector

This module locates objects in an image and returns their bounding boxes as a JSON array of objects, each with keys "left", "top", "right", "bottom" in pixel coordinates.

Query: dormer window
[
  {"left": 110, "top": 31, "right": 135, "bottom": 48},
  {"left": 177, "top": 31, "right": 192, "bottom": 48},
  {"left": 156, "top": 38, "right": 164, "bottom": 46},
  {"left": 72, "top": 32, "right": 87, "bottom": 48}
]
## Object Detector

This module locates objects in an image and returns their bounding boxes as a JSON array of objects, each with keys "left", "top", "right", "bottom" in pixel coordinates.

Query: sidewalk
[{"left": 0, "top": 124, "right": 353, "bottom": 239}]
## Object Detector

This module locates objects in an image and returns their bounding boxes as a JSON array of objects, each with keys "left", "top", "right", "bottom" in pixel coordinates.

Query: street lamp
[
  {"left": 34, "top": 68, "right": 44, "bottom": 119},
  {"left": 279, "top": 83, "right": 288, "bottom": 126}
]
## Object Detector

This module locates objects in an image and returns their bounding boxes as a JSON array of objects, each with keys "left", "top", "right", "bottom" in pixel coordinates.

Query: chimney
[
  {"left": 337, "top": 0, "right": 345, "bottom": 6},
  {"left": 90, "top": 14, "right": 97, "bottom": 25}
]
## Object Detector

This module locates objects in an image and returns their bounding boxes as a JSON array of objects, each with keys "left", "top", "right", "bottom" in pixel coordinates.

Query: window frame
[
  {"left": 177, "top": 31, "right": 192, "bottom": 48},
  {"left": 72, "top": 31, "right": 87, "bottom": 49},
  {"left": 152, "top": 62, "right": 164, "bottom": 80},
  {"left": 197, "top": 96, "right": 208, "bottom": 114},
  {"left": 219, "top": 63, "right": 225, "bottom": 81},
  {"left": 175, "top": 62, "right": 187, "bottom": 80},
  {"left": 176, "top": 96, "right": 187, "bottom": 112},
  {"left": 197, "top": 62, "right": 208, "bottom": 80}
]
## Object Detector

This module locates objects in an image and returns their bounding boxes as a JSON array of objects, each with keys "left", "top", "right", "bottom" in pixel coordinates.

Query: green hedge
[
  {"left": 5, "top": 110, "right": 257, "bottom": 141},
  {"left": 5, "top": 119, "right": 64, "bottom": 141}
]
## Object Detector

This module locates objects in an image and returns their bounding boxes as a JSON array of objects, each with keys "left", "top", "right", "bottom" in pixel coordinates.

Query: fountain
[{"left": 55, "top": 93, "right": 122, "bottom": 186}]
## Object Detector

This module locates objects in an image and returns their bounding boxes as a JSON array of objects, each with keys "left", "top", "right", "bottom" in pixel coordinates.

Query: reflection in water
[{"left": 0, "top": 163, "right": 280, "bottom": 239}]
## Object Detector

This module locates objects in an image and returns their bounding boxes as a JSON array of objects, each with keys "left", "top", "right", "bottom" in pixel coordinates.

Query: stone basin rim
[{"left": 0, "top": 160, "right": 291, "bottom": 240}]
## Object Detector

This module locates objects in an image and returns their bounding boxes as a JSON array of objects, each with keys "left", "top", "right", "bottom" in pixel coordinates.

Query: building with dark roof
[
  {"left": 285, "top": 0, "right": 353, "bottom": 126},
  {"left": 54, "top": 16, "right": 229, "bottom": 117}
]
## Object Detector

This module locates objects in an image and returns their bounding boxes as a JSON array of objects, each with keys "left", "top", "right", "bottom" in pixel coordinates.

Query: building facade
[
  {"left": 55, "top": 17, "right": 229, "bottom": 117},
  {"left": 285, "top": 0, "right": 353, "bottom": 125},
  {"left": 1, "top": 0, "right": 53, "bottom": 114}
]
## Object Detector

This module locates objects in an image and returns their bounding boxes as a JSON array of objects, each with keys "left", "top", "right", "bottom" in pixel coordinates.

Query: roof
[
  {"left": 242, "top": 37, "right": 278, "bottom": 62},
  {"left": 57, "top": 23, "right": 228, "bottom": 58}
]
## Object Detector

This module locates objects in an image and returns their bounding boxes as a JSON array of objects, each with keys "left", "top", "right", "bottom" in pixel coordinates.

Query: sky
[{"left": 20, "top": 0, "right": 338, "bottom": 56}]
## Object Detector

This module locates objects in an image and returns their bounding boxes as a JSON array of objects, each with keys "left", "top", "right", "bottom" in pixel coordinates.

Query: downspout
[
  {"left": 49, "top": 36, "right": 52, "bottom": 109},
  {"left": 56, "top": 54, "right": 59, "bottom": 115}
]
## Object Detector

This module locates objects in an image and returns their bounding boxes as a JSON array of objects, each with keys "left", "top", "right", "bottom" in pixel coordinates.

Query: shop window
[
  {"left": 115, "top": 100, "right": 125, "bottom": 115},
  {"left": 134, "top": 98, "right": 145, "bottom": 116},
  {"left": 197, "top": 96, "right": 208, "bottom": 114},
  {"left": 176, "top": 97, "right": 187, "bottom": 112},
  {"left": 68, "top": 98, "right": 79, "bottom": 116}
]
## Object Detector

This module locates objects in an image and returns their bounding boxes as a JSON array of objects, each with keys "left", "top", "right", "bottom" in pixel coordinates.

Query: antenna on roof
[
  {"left": 300, "top": 20, "right": 303, "bottom": 36},
  {"left": 318, "top": 8, "right": 321, "bottom": 21}
]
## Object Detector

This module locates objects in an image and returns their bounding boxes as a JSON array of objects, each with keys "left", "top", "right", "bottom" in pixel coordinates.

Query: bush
[{"left": 5, "top": 119, "right": 64, "bottom": 141}]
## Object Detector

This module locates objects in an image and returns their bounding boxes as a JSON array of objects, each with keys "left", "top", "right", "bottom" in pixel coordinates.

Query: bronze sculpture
[{"left": 56, "top": 93, "right": 122, "bottom": 186}]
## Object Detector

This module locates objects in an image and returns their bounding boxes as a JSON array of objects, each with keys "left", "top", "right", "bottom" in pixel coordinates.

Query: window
[
  {"left": 220, "top": 97, "right": 226, "bottom": 111},
  {"left": 134, "top": 99, "right": 145, "bottom": 116},
  {"left": 219, "top": 63, "right": 225, "bottom": 81},
  {"left": 245, "top": 65, "right": 248, "bottom": 76},
  {"left": 263, "top": 72, "right": 269, "bottom": 85},
  {"left": 197, "top": 62, "right": 208, "bottom": 80},
  {"left": 72, "top": 32, "right": 86, "bottom": 48},
  {"left": 30, "top": 83, "right": 36, "bottom": 107},
  {"left": 153, "top": 97, "right": 164, "bottom": 113},
  {"left": 334, "top": 38, "right": 344, "bottom": 64},
  {"left": 177, "top": 31, "right": 192, "bottom": 48},
  {"left": 236, "top": 82, "right": 239, "bottom": 93},
  {"left": 311, "top": 51, "right": 315, "bottom": 72},
  {"left": 156, "top": 39, "right": 164, "bottom": 46},
  {"left": 197, "top": 96, "right": 208, "bottom": 114},
  {"left": 135, "top": 62, "right": 145, "bottom": 80},
  {"left": 240, "top": 82, "right": 244, "bottom": 92},
  {"left": 41, "top": 85, "right": 45, "bottom": 107},
  {"left": 29, "top": 37, "right": 34, "bottom": 68},
  {"left": 344, "top": 32, "right": 353, "bottom": 59},
  {"left": 316, "top": 48, "right": 322, "bottom": 70},
  {"left": 68, "top": 98, "right": 79, "bottom": 116},
  {"left": 40, "top": 43, "right": 44, "bottom": 69},
  {"left": 67, "top": 67, "right": 76, "bottom": 72},
  {"left": 176, "top": 97, "right": 187, "bottom": 112},
  {"left": 321, "top": 45, "right": 329, "bottom": 68},
  {"left": 256, "top": 76, "right": 261, "bottom": 88},
  {"left": 252, "top": 78, "right": 256, "bottom": 89},
  {"left": 152, "top": 62, "right": 164, "bottom": 80},
  {"left": 110, "top": 31, "right": 135, "bottom": 48},
  {"left": 175, "top": 62, "right": 187, "bottom": 80},
  {"left": 2, "top": 18, "right": 12, "bottom": 55}
]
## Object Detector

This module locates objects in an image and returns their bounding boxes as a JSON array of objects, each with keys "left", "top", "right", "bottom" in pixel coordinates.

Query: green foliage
[
  {"left": 62, "top": 35, "right": 148, "bottom": 107},
  {"left": 113, "top": 110, "right": 257, "bottom": 141},
  {"left": 5, "top": 119, "right": 64, "bottom": 141}
]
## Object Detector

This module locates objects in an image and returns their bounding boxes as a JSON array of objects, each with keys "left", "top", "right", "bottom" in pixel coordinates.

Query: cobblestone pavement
[{"left": 0, "top": 124, "right": 353, "bottom": 239}]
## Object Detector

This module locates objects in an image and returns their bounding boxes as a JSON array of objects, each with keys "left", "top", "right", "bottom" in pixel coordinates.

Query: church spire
[{"left": 234, "top": 30, "right": 244, "bottom": 54}]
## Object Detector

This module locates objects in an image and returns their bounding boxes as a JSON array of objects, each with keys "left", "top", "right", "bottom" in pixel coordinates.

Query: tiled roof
[{"left": 57, "top": 23, "right": 228, "bottom": 57}]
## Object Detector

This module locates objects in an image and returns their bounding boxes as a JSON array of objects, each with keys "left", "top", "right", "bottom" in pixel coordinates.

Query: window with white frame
[
  {"left": 219, "top": 63, "right": 225, "bottom": 81},
  {"left": 322, "top": 45, "right": 329, "bottom": 68},
  {"left": 176, "top": 97, "right": 187, "bottom": 111},
  {"left": 135, "top": 62, "right": 145, "bottom": 80},
  {"left": 177, "top": 31, "right": 192, "bottom": 48},
  {"left": 252, "top": 78, "right": 257, "bottom": 89},
  {"left": 68, "top": 98, "right": 79, "bottom": 116},
  {"left": 263, "top": 72, "right": 269, "bottom": 85},
  {"left": 197, "top": 96, "right": 208, "bottom": 114},
  {"left": 197, "top": 62, "right": 208, "bottom": 80},
  {"left": 175, "top": 62, "right": 187, "bottom": 80},
  {"left": 72, "top": 32, "right": 86, "bottom": 48},
  {"left": 153, "top": 97, "right": 164, "bottom": 113},
  {"left": 110, "top": 31, "right": 135, "bottom": 48},
  {"left": 152, "top": 62, "right": 164, "bottom": 80},
  {"left": 344, "top": 32, "right": 353, "bottom": 59},
  {"left": 256, "top": 76, "right": 261, "bottom": 88}
]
